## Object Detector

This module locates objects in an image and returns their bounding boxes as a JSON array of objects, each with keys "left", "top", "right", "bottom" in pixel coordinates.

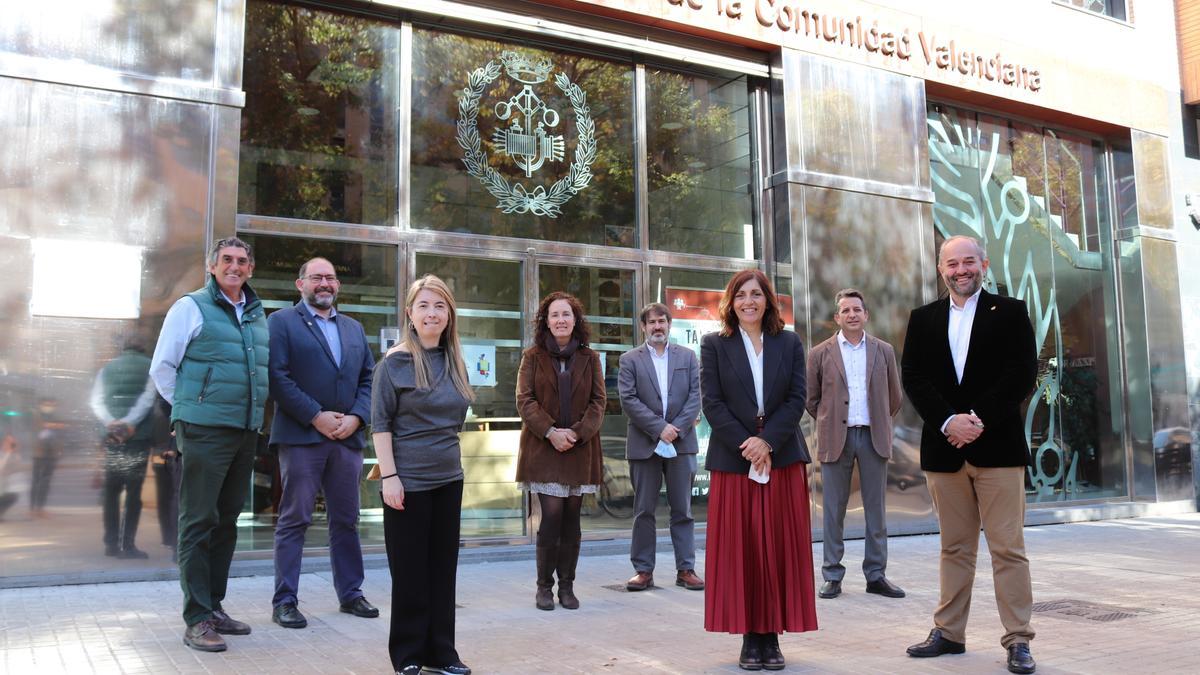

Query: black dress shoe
[
  {"left": 340, "top": 596, "right": 380, "bottom": 618},
  {"left": 865, "top": 577, "right": 905, "bottom": 598},
  {"left": 906, "top": 628, "right": 965, "bottom": 657},
  {"left": 760, "top": 633, "right": 785, "bottom": 671},
  {"left": 396, "top": 666, "right": 422, "bottom": 675},
  {"left": 423, "top": 662, "right": 472, "bottom": 675},
  {"left": 739, "top": 634, "right": 763, "bottom": 671},
  {"left": 210, "top": 608, "right": 252, "bottom": 635},
  {"left": 818, "top": 580, "right": 841, "bottom": 598},
  {"left": 272, "top": 603, "right": 308, "bottom": 629},
  {"left": 1007, "top": 643, "right": 1036, "bottom": 674}
]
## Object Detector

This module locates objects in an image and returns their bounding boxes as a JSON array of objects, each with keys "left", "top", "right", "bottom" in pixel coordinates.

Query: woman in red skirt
[{"left": 699, "top": 269, "right": 818, "bottom": 670}]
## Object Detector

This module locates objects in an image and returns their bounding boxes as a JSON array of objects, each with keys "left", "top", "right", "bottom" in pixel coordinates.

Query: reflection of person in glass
[
  {"left": 268, "top": 257, "right": 378, "bottom": 629},
  {"left": 30, "top": 396, "right": 66, "bottom": 517},
  {"left": 89, "top": 335, "right": 158, "bottom": 558},
  {"left": 150, "top": 237, "right": 269, "bottom": 653},
  {"left": 0, "top": 431, "right": 19, "bottom": 520},
  {"left": 699, "top": 269, "right": 817, "bottom": 671},
  {"left": 371, "top": 274, "right": 476, "bottom": 675},
  {"left": 515, "top": 291, "right": 605, "bottom": 612}
]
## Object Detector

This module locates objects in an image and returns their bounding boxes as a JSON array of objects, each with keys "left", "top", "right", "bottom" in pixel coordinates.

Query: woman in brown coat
[{"left": 515, "top": 291, "right": 606, "bottom": 611}]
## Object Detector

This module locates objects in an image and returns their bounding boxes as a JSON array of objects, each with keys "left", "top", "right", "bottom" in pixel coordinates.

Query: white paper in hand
[
  {"left": 748, "top": 464, "right": 770, "bottom": 484},
  {"left": 654, "top": 439, "right": 677, "bottom": 458}
]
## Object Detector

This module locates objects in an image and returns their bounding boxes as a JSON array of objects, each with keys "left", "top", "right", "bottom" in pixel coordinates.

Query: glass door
[
  {"left": 414, "top": 252, "right": 526, "bottom": 538},
  {"left": 536, "top": 261, "right": 638, "bottom": 534}
]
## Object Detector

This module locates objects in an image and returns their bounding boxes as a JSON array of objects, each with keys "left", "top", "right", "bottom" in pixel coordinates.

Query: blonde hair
[{"left": 403, "top": 274, "right": 475, "bottom": 402}]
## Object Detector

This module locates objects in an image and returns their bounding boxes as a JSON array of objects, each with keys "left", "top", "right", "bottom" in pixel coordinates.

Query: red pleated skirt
[{"left": 704, "top": 462, "right": 818, "bottom": 634}]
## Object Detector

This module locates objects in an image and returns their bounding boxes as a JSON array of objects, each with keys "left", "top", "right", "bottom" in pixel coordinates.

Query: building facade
[{"left": 1, "top": 0, "right": 1197, "bottom": 584}]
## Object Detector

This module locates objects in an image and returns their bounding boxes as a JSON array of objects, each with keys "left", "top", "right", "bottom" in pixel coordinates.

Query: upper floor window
[{"left": 1055, "top": 0, "right": 1127, "bottom": 21}]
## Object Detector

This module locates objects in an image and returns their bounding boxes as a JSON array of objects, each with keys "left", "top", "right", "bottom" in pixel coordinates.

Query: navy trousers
[{"left": 272, "top": 439, "right": 366, "bottom": 608}]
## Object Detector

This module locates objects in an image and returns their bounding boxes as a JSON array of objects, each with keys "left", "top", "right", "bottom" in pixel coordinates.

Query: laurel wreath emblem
[{"left": 456, "top": 59, "right": 596, "bottom": 218}]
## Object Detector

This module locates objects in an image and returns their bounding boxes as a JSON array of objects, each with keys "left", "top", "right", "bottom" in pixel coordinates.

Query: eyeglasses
[{"left": 304, "top": 274, "right": 339, "bottom": 283}]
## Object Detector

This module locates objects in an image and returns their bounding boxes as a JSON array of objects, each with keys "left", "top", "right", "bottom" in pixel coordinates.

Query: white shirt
[
  {"left": 837, "top": 330, "right": 870, "bottom": 427},
  {"left": 648, "top": 342, "right": 670, "bottom": 418},
  {"left": 89, "top": 370, "right": 157, "bottom": 427},
  {"left": 150, "top": 287, "right": 247, "bottom": 404},
  {"left": 942, "top": 288, "right": 982, "bottom": 432},
  {"left": 738, "top": 327, "right": 765, "bottom": 416}
]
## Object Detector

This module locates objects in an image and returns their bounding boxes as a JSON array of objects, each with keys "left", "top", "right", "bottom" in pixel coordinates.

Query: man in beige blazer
[{"left": 806, "top": 288, "right": 904, "bottom": 600}]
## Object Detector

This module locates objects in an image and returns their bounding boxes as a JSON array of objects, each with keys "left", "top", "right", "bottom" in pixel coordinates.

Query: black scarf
[{"left": 544, "top": 335, "right": 580, "bottom": 427}]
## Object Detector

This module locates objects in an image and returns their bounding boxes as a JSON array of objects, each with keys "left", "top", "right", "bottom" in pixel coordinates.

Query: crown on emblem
[{"left": 500, "top": 51, "right": 553, "bottom": 84}]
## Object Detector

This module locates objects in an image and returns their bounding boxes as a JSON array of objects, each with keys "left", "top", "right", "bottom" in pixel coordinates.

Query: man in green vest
[
  {"left": 90, "top": 335, "right": 158, "bottom": 559},
  {"left": 150, "top": 237, "right": 269, "bottom": 653}
]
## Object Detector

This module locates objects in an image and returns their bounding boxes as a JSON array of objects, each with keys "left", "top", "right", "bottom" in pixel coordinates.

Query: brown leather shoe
[
  {"left": 210, "top": 608, "right": 251, "bottom": 635},
  {"left": 183, "top": 620, "right": 227, "bottom": 652},
  {"left": 626, "top": 571, "right": 654, "bottom": 591},
  {"left": 676, "top": 569, "right": 705, "bottom": 590}
]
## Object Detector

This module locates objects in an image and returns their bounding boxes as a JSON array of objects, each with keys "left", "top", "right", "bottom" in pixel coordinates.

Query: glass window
[
  {"left": 239, "top": 3, "right": 399, "bottom": 225},
  {"left": 1056, "top": 0, "right": 1127, "bottom": 21},
  {"left": 411, "top": 29, "right": 636, "bottom": 246},
  {"left": 646, "top": 68, "right": 755, "bottom": 258},
  {"left": 415, "top": 253, "right": 525, "bottom": 537},
  {"left": 239, "top": 234, "right": 399, "bottom": 549},
  {"left": 927, "top": 102, "right": 1127, "bottom": 502},
  {"left": 537, "top": 264, "right": 635, "bottom": 530}
]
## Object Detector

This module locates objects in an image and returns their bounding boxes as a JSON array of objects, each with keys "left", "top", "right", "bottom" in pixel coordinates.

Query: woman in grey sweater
[{"left": 371, "top": 275, "right": 475, "bottom": 675}]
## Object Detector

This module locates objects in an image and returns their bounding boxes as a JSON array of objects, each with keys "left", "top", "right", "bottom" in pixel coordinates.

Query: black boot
[
  {"left": 760, "top": 633, "right": 785, "bottom": 671},
  {"left": 556, "top": 540, "right": 581, "bottom": 610},
  {"left": 739, "top": 634, "right": 763, "bottom": 671},
  {"left": 535, "top": 543, "right": 557, "bottom": 611}
]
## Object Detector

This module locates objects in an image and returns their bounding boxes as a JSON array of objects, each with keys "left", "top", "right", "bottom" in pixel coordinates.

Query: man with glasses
[
  {"left": 268, "top": 257, "right": 378, "bottom": 629},
  {"left": 150, "top": 237, "right": 269, "bottom": 652}
]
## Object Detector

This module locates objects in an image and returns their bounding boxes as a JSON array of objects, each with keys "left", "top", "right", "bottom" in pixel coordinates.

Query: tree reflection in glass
[
  {"left": 239, "top": 3, "right": 398, "bottom": 225},
  {"left": 647, "top": 68, "right": 754, "bottom": 258}
]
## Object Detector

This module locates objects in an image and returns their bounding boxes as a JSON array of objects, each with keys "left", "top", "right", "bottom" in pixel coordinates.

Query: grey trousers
[
  {"left": 629, "top": 452, "right": 697, "bottom": 573},
  {"left": 820, "top": 427, "right": 889, "bottom": 583}
]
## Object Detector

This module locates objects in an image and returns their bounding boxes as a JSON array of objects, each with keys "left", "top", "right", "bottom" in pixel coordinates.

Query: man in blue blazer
[{"left": 268, "top": 257, "right": 377, "bottom": 628}]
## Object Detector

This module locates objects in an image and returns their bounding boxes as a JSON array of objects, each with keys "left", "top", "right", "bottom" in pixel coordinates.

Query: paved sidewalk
[{"left": 3, "top": 513, "right": 1200, "bottom": 674}]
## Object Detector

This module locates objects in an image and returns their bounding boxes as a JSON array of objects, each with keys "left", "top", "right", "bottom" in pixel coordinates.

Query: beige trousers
[{"left": 927, "top": 464, "right": 1035, "bottom": 648}]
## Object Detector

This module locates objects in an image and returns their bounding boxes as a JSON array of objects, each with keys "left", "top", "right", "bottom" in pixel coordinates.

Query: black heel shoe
[
  {"left": 760, "top": 633, "right": 785, "bottom": 671},
  {"left": 739, "top": 633, "right": 763, "bottom": 671}
]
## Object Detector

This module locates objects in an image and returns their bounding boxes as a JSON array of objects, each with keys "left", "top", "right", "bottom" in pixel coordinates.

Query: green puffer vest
[
  {"left": 170, "top": 276, "right": 270, "bottom": 431},
  {"left": 101, "top": 349, "right": 154, "bottom": 442}
]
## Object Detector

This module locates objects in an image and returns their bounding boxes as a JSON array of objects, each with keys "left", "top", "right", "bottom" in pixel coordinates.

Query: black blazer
[
  {"left": 700, "top": 330, "right": 811, "bottom": 473},
  {"left": 900, "top": 289, "right": 1037, "bottom": 472}
]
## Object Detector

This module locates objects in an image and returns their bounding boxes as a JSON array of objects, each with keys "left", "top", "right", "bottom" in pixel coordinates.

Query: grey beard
[
  {"left": 647, "top": 333, "right": 668, "bottom": 345},
  {"left": 305, "top": 291, "right": 336, "bottom": 309}
]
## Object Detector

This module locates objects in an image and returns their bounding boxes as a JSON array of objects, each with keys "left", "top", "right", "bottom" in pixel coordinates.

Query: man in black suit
[{"left": 900, "top": 236, "right": 1038, "bottom": 674}]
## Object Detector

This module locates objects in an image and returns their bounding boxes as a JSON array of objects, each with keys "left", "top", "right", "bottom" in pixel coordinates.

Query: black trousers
[
  {"left": 102, "top": 441, "right": 151, "bottom": 549},
  {"left": 384, "top": 480, "right": 463, "bottom": 671}
]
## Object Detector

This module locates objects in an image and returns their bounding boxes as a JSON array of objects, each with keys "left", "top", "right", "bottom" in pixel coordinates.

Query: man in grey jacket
[{"left": 617, "top": 303, "right": 704, "bottom": 592}]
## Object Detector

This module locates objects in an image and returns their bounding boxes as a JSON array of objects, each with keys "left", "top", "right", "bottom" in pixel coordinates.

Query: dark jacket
[
  {"left": 700, "top": 329, "right": 811, "bottom": 473},
  {"left": 268, "top": 302, "right": 374, "bottom": 449},
  {"left": 171, "top": 276, "right": 269, "bottom": 431},
  {"left": 514, "top": 345, "right": 606, "bottom": 487},
  {"left": 900, "top": 289, "right": 1037, "bottom": 472}
]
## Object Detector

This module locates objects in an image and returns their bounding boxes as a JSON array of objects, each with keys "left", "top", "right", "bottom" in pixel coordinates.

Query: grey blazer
[{"left": 617, "top": 342, "right": 702, "bottom": 460}]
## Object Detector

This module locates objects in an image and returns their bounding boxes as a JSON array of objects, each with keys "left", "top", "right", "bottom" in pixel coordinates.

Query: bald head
[{"left": 938, "top": 235, "right": 986, "bottom": 265}]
